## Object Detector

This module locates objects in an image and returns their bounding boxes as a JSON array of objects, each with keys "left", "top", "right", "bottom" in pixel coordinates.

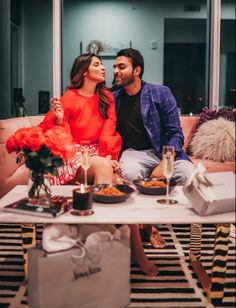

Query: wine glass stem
[
  {"left": 166, "top": 178, "right": 170, "bottom": 203},
  {"left": 84, "top": 170, "right": 88, "bottom": 187}
]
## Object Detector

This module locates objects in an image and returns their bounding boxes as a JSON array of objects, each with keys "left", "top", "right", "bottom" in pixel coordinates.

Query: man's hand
[{"left": 150, "top": 161, "right": 164, "bottom": 178}]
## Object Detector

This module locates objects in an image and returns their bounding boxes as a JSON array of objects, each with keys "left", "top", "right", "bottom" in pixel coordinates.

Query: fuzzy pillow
[{"left": 190, "top": 117, "right": 235, "bottom": 162}]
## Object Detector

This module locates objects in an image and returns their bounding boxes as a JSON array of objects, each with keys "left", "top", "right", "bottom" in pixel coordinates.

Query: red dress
[{"left": 41, "top": 89, "right": 122, "bottom": 184}]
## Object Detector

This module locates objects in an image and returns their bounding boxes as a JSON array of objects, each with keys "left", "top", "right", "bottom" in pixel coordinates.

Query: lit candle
[{"left": 72, "top": 184, "right": 93, "bottom": 215}]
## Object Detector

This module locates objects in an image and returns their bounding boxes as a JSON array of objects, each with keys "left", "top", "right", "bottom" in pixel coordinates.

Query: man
[{"left": 113, "top": 48, "right": 193, "bottom": 276}]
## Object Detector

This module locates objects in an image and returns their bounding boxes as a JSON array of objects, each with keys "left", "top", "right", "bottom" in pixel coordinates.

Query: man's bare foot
[{"left": 150, "top": 225, "right": 165, "bottom": 248}]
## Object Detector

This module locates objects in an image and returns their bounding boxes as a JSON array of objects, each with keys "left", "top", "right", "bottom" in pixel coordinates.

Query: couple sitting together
[{"left": 41, "top": 48, "right": 193, "bottom": 276}]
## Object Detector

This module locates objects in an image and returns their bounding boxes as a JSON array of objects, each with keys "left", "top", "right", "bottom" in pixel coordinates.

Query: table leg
[
  {"left": 209, "top": 223, "right": 230, "bottom": 305},
  {"left": 21, "top": 224, "right": 36, "bottom": 280},
  {"left": 189, "top": 224, "right": 211, "bottom": 293},
  {"left": 189, "top": 223, "right": 202, "bottom": 261},
  {"left": 189, "top": 223, "right": 230, "bottom": 304}
]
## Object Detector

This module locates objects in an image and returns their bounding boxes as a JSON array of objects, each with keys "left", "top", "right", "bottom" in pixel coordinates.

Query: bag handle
[{"left": 71, "top": 231, "right": 113, "bottom": 264}]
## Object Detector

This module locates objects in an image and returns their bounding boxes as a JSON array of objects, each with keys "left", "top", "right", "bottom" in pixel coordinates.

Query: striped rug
[{"left": 0, "top": 224, "right": 235, "bottom": 308}]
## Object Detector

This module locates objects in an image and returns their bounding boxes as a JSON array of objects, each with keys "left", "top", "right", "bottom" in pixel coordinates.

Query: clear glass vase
[{"left": 27, "top": 171, "right": 51, "bottom": 206}]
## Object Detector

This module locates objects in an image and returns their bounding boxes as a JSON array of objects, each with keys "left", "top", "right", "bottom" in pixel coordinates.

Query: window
[
  {"left": 9, "top": 0, "right": 53, "bottom": 117},
  {"left": 19, "top": 0, "right": 53, "bottom": 115},
  {"left": 62, "top": 0, "right": 208, "bottom": 115},
  {"left": 164, "top": 15, "right": 207, "bottom": 115},
  {"left": 219, "top": 0, "right": 235, "bottom": 109},
  {"left": 2, "top": 0, "right": 232, "bottom": 118}
]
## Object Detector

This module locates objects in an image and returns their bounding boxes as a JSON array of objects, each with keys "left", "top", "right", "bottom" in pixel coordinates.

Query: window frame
[
  {"left": 208, "top": 0, "right": 221, "bottom": 109},
  {"left": 52, "top": 0, "right": 62, "bottom": 98}
]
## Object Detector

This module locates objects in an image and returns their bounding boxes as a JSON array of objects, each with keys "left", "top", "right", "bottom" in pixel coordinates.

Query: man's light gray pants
[{"left": 119, "top": 148, "right": 194, "bottom": 185}]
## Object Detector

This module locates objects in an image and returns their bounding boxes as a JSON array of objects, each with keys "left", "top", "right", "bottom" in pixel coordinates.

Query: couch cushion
[
  {"left": 0, "top": 116, "right": 44, "bottom": 143},
  {"left": 179, "top": 116, "right": 199, "bottom": 151},
  {"left": 190, "top": 157, "right": 235, "bottom": 173},
  {"left": 0, "top": 116, "right": 44, "bottom": 198},
  {"left": 190, "top": 117, "right": 235, "bottom": 162}
]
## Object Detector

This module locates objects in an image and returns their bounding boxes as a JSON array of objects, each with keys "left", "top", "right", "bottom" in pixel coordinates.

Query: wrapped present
[{"left": 183, "top": 163, "right": 235, "bottom": 216}]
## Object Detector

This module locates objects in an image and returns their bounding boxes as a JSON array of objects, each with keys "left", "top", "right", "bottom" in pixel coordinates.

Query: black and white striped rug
[{"left": 0, "top": 224, "right": 235, "bottom": 308}]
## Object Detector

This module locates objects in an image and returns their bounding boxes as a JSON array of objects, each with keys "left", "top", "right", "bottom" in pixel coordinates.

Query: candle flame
[{"left": 80, "top": 183, "right": 85, "bottom": 193}]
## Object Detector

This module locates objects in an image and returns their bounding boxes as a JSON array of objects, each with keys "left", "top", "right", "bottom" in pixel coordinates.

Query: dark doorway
[{"left": 164, "top": 43, "right": 206, "bottom": 115}]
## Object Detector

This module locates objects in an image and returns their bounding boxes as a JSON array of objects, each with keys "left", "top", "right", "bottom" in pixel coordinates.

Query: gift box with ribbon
[{"left": 183, "top": 163, "right": 235, "bottom": 216}]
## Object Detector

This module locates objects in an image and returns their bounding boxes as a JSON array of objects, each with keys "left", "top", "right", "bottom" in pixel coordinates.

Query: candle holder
[{"left": 71, "top": 186, "right": 94, "bottom": 216}]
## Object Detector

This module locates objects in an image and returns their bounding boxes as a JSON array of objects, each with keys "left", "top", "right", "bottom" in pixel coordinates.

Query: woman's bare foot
[
  {"left": 131, "top": 252, "right": 159, "bottom": 276},
  {"left": 130, "top": 224, "right": 159, "bottom": 276},
  {"left": 150, "top": 225, "right": 166, "bottom": 248},
  {"left": 137, "top": 255, "right": 159, "bottom": 276}
]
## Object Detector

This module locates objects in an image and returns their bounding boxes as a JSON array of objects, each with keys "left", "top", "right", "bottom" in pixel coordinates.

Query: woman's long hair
[{"left": 67, "top": 53, "right": 109, "bottom": 119}]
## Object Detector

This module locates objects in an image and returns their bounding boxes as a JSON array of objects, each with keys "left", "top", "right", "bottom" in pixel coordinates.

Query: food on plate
[
  {"left": 143, "top": 180, "right": 167, "bottom": 188},
  {"left": 95, "top": 186, "right": 125, "bottom": 196}
]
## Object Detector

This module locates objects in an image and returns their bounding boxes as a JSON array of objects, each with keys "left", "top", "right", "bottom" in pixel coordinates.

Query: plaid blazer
[{"left": 113, "top": 81, "right": 190, "bottom": 161}]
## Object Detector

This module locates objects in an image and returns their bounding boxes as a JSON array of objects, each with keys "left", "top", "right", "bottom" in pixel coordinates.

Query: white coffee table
[
  {"left": 0, "top": 185, "right": 234, "bottom": 224},
  {"left": 0, "top": 185, "right": 234, "bottom": 304}
]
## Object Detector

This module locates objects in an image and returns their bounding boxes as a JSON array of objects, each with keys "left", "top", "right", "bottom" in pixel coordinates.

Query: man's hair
[{"left": 116, "top": 48, "right": 144, "bottom": 78}]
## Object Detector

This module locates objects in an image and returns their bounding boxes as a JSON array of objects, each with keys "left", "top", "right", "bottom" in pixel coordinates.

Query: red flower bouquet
[{"left": 6, "top": 125, "right": 75, "bottom": 203}]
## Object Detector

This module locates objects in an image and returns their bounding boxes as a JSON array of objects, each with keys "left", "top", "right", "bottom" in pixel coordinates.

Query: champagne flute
[
  {"left": 157, "top": 146, "right": 178, "bottom": 204},
  {"left": 80, "top": 141, "right": 91, "bottom": 187}
]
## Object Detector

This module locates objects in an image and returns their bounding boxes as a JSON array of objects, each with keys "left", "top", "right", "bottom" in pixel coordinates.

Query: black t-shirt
[{"left": 117, "top": 90, "right": 152, "bottom": 151}]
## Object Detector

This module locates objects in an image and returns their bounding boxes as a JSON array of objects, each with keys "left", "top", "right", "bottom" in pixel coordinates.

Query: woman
[{"left": 41, "top": 53, "right": 121, "bottom": 185}]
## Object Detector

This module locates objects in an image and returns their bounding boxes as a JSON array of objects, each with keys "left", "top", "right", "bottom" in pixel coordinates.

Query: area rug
[{"left": 0, "top": 224, "right": 235, "bottom": 308}]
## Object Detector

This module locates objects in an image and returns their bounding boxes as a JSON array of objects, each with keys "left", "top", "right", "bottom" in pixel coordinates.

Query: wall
[{"left": 62, "top": 0, "right": 164, "bottom": 88}]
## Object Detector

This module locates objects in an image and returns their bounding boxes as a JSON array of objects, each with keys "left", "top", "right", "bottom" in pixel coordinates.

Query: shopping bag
[
  {"left": 28, "top": 225, "right": 130, "bottom": 308},
  {"left": 183, "top": 163, "right": 235, "bottom": 216}
]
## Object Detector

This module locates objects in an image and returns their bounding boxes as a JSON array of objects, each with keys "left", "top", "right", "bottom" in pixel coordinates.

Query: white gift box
[{"left": 183, "top": 165, "right": 235, "bottom": 216}]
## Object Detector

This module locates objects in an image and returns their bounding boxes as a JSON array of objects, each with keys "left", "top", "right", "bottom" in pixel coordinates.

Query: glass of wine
[
  {"left": 80, "top": 141, "right": 91, "bottom": 187},
  {"left": 157, "top": 145, "right": 178, "bottom": 204}
]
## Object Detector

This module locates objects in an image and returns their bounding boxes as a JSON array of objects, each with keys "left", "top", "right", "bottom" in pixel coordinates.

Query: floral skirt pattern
[{"left": 50, "top": 143, "right": 99, "bottom": 185}]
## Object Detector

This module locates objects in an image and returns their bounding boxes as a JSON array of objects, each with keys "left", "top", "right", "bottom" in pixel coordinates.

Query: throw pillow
[
  {"left": 186, "top": 108, "right": 236, "bottom": 155},
  {"left": 198, "top": 107, "right": 236, "bottom": 128},
  {"left": 190, "top": 117, "right": 235, "bottom": 162}
]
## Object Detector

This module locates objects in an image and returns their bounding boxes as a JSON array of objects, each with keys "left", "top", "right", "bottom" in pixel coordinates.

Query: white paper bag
[
  {"left": 183, "top": 164, "right": 235, "bottom": 216},
  {"left": 28, "top": 226, "right": 130, "bottom": 308}
]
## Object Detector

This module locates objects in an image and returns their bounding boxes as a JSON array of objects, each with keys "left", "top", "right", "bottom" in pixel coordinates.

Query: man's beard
[{"left": 115, "top": 74, "right": 135, "bottom": 87}]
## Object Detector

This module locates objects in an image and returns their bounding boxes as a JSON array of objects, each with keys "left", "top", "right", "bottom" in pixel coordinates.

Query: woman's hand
[
  {"left": 111, "top": 160, "right": 120, "bottom": 171},
  {"left": 105, "top": 155, "right": 120, "bottom": 171},
  {"left": 50, "top": 98, "right": 64, "bottom": 124}
]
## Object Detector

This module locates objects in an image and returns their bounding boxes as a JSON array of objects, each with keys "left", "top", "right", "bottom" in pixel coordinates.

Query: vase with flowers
[{"left": 6, "top": 125, "right": 74, "bottom": 206}]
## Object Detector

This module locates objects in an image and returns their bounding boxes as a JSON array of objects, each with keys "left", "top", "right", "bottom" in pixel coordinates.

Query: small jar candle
[{"left": 72, "top": 185, "right": 93, "bottom": 216}]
